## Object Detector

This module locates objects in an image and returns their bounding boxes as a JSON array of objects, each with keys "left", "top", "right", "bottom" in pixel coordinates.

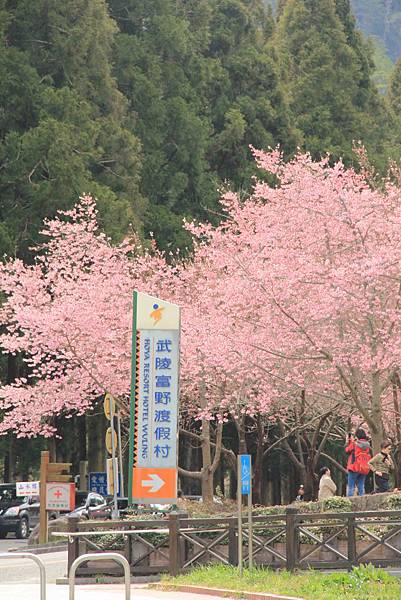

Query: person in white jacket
[{"left": 318, "top": 467, "right": 337, "bottom": 501}]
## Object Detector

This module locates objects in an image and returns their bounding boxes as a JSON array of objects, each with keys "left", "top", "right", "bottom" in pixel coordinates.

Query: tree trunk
[
  {"left": 370, "top": 428, "right": 384, "bottom": 455},
  {"left": 178, "top": 419, "right": 223, "bottom": 502},
  {"left": 4, "top": 433, "right": 15, "bottom": 482},
  {"left": 87, "top": 410, "right": 106, "bottom": 472},
  {"left": 253, "top": 415, "right": 264, "bottom": 504},
  {"left": 201, "top": 468, "right": 214, "bottom": 502},
  {"left": 237, "top": 414, "right": 247, "bottom": 455},
  {"left": 270, "top": 454, "right": 282, "bottom": 505},
  {"left": 370, "top": 373, "right": 384, "bottom": 453},
  {"left": 201, "top": 417, "right": 214, "bottom": 502},
  {"left": 304, "top": 462, "right": 318, "bottom": 501},
  {"left": 393, "top": 380, "right": 401, "bottom": 487}
]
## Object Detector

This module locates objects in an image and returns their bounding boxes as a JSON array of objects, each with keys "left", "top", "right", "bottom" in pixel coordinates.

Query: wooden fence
[{"left": 66, "top": 507, "right": 401, "bottom": 577}]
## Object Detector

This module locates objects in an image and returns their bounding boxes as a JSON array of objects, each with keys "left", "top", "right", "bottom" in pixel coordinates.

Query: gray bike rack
[
  {"left": 0, "top": 552, "right": 46, "bottom": 600},
  {"left": 68, "top": 552, "right": 131, "bottom": 600}
]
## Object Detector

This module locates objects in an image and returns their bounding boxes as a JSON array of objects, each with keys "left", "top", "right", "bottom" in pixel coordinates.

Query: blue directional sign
[
  {"left": 240, "top": 454, "right": 251, "bottom": 495},
  {"left": 88, "top": 471, "right": 108, "bottom": 496}
]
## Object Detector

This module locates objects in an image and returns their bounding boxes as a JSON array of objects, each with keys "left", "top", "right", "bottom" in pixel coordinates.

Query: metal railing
[
  {"left": 0, "top": 552, "right": 46, "bottom": 600},
  {"left": 68, "top": 552, "right": 131, "bottom": 600}
]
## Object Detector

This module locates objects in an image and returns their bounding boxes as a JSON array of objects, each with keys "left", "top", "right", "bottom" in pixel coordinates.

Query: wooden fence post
[
  {"left": 124, "top": 531, "right": 132, "bottom": 566},
  {"left": 67, "top": 516, "right": 80, "bottom": 576},
  {"left": 347, "top": 515, "right": 356, "bottom": 568},
  {"left": 285, "top": 507, "right": 298, "bottom": 571},
  {"left": 228, "top": 519, "right": 238, "bottom": 566},
  {"left": 39, "top": 450, "right": 49, "bottom": 545},
  {"left": 169, "top": 512, "right": 180, "bottom": 576}
]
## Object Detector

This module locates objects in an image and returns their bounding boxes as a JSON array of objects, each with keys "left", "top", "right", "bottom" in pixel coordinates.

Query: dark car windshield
[{"left": 0, "top": 485, "right": 23, "bottom": 506}]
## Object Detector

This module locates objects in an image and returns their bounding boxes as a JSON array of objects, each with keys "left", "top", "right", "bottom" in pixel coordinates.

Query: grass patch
[{"left": 163, "top": 564, "right": 401, "bottom": 599}]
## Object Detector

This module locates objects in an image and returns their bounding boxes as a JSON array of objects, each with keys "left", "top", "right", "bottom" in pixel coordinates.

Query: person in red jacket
[{"left": 345, "top": 428, "right": 371, "bottom": 496}]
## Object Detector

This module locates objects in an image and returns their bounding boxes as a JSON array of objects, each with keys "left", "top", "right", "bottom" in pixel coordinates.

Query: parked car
[
  {"left": 182, "top": 494, "right": 223, "bottom": 504},
  {"left": 84, "top": 496, "right": 129, "bottom": 520},
  {"left": 69, "top": 491, "right": 107, "bottom": 519},
  {"left": 0, "top": 483, "right": 57, "bottom": 539}
]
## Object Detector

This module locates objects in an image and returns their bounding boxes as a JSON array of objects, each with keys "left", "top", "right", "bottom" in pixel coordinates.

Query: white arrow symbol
[{"left": 142, "top": 474, "right": 165, "bottom": 493}]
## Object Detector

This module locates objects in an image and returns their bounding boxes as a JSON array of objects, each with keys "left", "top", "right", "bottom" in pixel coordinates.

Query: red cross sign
[{"left": 46, "top": 482, "right": 75, "bottom": 511}]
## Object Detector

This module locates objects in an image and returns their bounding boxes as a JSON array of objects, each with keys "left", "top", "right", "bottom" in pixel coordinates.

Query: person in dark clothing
[
  {"left": 295, "top": 485, "right": 305, "bottom": 501},
  {"left": 368, "top": 441, "right": 394, "bottom": 493},
  {"left": 345, "top": 428, "right": 371, "bottom": 496}
]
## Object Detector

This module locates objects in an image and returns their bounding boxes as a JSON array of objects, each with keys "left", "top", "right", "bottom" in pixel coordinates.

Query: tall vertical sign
[
  {"left": 237, "top": 454, "right": 253, "bottom": 575},
  {"left": 128, "top": 292, "right": 180, "bottom": 504}
]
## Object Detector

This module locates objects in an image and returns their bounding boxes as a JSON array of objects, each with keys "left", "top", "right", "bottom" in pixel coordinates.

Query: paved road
[
  {"left": 0, "top": 549, "right": 67, "bottom": 584},
  {"left": 0, "top": 537, "right": 28, "bottom": 553}
]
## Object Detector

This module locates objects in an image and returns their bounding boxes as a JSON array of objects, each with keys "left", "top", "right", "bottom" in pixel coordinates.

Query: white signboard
[
  {"left": 16, "top": 481, "right": 40, "bottom": 497},
  {"left": 136, "top": 292, "right": 180, "bottom": 330},
  {"left": 46, "top": 482, "right": 75, "bottom": 511},
  {"left": 136, "top": 329, "right": 179, "bottom": 469},
  {"left": 130, "top": 292, "right": 180, "bottom": 504}
]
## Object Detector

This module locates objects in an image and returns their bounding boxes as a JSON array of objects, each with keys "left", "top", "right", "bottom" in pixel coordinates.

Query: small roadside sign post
[
  {"left": 116, "top": 413, "right": 124, "bottom": 498},
  {"left": 237, "top": 454, "right": 253, "bottom": 575},
  {"left": 128, "top": 292, "right": 180, "bottom": 506},
  {"left": 104, "top": 393, "right": 119, "bottom": 519},
  {"left": 39, "top": 451, "right": 74, "bottom": 544},
  {"left": 16, "top": 481, "right": 40, "bottom": 497},
  {"left": 106, "top": 457, "right": 119, "bottom": 496},
  {"left": 46, "top": 482, "right": 75, "bottom": 511},
  {"left": 104, "top": 392, "right": 124, "bottom": 497},
  {"left": 88, "top": 472, "right": 108, "bottom": 496}
]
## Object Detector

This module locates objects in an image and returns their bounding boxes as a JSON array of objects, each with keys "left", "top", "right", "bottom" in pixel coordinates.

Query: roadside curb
[
  {"left": 150, "top": 583, "right": 304, "bottom": 600},
  {"left": 8, "top": 543, "right": 67, "bottom": 555},
  {"left": 56, "top": 575, "right": 161, "bottom": 585}
]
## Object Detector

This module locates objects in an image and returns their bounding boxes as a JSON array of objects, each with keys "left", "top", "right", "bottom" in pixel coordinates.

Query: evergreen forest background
[{"left": 2, "top": 0, "right": 401, "bottom": 502}]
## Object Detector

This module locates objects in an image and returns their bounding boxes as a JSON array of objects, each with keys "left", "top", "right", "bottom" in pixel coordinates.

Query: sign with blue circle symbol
[{"left": 240, "top": 455, "right": 251, "bottom": 495}]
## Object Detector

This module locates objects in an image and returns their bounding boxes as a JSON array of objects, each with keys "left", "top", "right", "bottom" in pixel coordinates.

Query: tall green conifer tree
[
  {"left": 0, "top": 0, "right": 143, "bottom": 259},
  {"left": 388, "top": 58, "right": 401, "bottom": 116},
  {"left": 275, "top": 0, "right": 361, "bottom": 159},
  {"left": 110, "top": 0, "right": 216, "bottom": 248},
  {"left": 274, "top": 0, "right": 392, "bottom": 164},
  {"left": 111, "top": 0, "right": 295, "bottom": 247}
]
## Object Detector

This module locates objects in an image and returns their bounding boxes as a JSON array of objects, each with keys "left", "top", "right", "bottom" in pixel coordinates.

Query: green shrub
[
  {"left": 381, "top": 492, "right": 401, "bottom": 510},
  {"left": 321, "top": 496, "right": 352, "bottom": 512}
]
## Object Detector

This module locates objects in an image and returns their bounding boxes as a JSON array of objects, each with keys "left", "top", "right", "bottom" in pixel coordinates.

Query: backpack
[{"left": 354, "top": 445, "right": 371, "bottom": 475}]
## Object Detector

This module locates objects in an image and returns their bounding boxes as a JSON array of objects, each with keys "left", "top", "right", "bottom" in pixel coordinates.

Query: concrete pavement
[
  {"left": 0, "top": 537, "right": 28, "bottom": 553},
  {"left": 0, "top": 548, "right": 228, "bottom": 599},
  {"left": 0, "top": 583, "right": 226, "bottom": 599},
  {"left": 0, "top": 549, "right": 67, "bottom": 583}
]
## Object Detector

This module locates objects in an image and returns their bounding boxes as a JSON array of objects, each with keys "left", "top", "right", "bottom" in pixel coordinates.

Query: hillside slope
[
  {"left": 351, "top": 0, "right": 401, "bottom": 62},
  {"left": 266, "top": 1, "right": 401, "bottom": 63}
]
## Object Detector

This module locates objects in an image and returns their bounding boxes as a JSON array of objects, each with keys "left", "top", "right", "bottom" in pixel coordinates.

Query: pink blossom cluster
[
  {"left": 2, "top": 149, "right": 401, "bottom": 439},
  {"left": 0, "top": 197, "right": 174, "bottom": 436}
]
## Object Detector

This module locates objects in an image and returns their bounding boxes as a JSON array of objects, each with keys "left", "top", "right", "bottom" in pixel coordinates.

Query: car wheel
[
  {"left": 0, "top": 531, "right": 8, "bottom": 539},
  {"left": 16, "top": 517, "right": 29, "bottom": 539}
]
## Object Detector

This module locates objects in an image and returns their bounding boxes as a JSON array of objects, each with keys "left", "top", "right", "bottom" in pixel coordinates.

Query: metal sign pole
[
  {"left": 237, "top": 456, "right": 243, "bottom": 576},
  {"left": 117, "top": 415, "right": 125, "bottom": 498},
  {"left": 248, "top": 462, "right": 253, "bottom": 570},
  {"left": 128, "top": 291, "right": 138, "bottom": 506},
  {"left": 110, "top": 399, "right": 119, "bottom": 519}
]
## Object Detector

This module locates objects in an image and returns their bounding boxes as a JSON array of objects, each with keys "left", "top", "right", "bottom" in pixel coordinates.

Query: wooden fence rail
[{"left": 65, "top": 507, "right": 401, "bottom": 577}]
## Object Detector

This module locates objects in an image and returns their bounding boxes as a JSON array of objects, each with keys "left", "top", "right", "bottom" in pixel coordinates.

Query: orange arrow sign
[{"left": 132, "top": 467, "right": 176, "bottom": 501}]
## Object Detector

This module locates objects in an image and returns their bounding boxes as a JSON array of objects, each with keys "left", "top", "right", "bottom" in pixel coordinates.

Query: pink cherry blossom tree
[
  {"left": 2, "top": 147, "right": 401, "bottom": 500},
  {"left": 183, "top": 148, "right": 401, "bottom": 453},
  {"left": 0, "top": 196, "right": 173, "bottom": 436}
]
